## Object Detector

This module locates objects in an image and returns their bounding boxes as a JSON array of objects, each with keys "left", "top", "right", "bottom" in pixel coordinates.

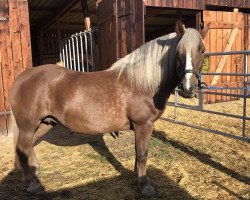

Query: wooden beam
[
  {"left": 29, "top": 6, "right": 54, "bottom": 13},
  {"left": 70, "top": 9, "right": 96, "bottom": 15},
  {"left": 39, "top": 0, "right": 79, "bottom": 31},
  {"left": 145, "top": 8, "right": 166, "bottom": 19},
  {"left": 208, "top": 21, "right": 243, "bottom": 29},
  {"left": 80, "top": 0, "right": 91, "bottom": 30}
]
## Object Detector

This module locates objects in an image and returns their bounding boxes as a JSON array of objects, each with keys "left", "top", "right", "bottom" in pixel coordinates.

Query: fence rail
[{"left": 163, "top": 50, "right": 250, "bottom": 142}]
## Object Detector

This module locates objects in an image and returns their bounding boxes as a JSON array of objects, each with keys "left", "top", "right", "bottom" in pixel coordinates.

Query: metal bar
[
  {"left": 76, "top": 35, "right": 80, "bottom": 71},
  {"left": 68, "top": 39, "right": 72, "bottom": 70},
  {"left": 242, "top": 54, "right": 248, "bottom": 138},
  {"left": 62, "top": 41, "right": 66, "bottom": 67},
  {"left": 160, "top": 117, "right": 250, "bottom": 142},
  {"left": 80, "top": 33, "right": 85, "bottom": 72},
  {"left": 167, "top": 102, "right": 250, "bottom": 121},
  {"left": 201, "top": 72, "right": 250, "bottom": 76},
  {"left": 84, "top": 31, "right": 89, "bottom": 71},
  {"left": 72, "top": 36, "right": 76, "bottom": 71},
  {"left": 204, "top": 86, "right": 250, "bottom": 90},
  {"left": 204, "top": 50, "right": 250, "bottom": 56},
  {"left": 65, "top": 39, "right": 69, "bottom": 68},
  {"left": 176, "top": 88, "right": 248, "bottom": 97},
  {"left": 59, "top": 41, "right": 62, "bottom": 62},
  {"left": 202, "top": 91, "right": 249, "bottom": 98},
  {"left": 89, "top": 31, "right": 94, "bottom": 71},
  {"left": 174, "top": 89, "right": 178, "bottom": 121},
  {"left": 198, "top": 74, "right": 204, "bottom": 110}
]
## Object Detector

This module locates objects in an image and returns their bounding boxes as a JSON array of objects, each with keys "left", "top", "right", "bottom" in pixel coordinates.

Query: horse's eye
[{"left": 201, "top": 49, "right": 205, "bottom": 54}]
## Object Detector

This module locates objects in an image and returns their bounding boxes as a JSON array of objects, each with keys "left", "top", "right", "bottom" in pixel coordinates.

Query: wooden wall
[
  {"left": 0, "top": 0, "right": 32, "bottom": 136},
  {"left": 98, "top": 0, "right": 144, "bottom": 69},
  {"left": 203, "top": 10, "right": 245, "bottom": 103},
  {"left": 144, "top": 0, "right": 250, "bottom": 10}
]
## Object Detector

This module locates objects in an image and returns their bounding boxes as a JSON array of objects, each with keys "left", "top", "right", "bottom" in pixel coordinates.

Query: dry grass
[{"left": 0, "top": 97, "right": 249, "bottom": 200}]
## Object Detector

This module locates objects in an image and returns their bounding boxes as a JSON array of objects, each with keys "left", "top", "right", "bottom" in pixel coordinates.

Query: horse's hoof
[
  {"left": 141, "top": 185, "right": 157, "bottom": 197},
  {"left": 27, "top": 180, "right": 44, "bottom": 194}
]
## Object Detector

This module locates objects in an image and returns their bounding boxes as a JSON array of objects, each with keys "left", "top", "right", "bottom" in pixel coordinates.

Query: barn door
[
  {"left": 98, "top": 0, "right": 144, "bottom": 69},
  {"left": 203, "top": 10, "right": 244, "bottom": 103}
]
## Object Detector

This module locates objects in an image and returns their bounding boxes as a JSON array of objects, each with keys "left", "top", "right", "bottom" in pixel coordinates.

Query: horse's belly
[{"left": 62, "top": 111, "right": 130, "bottom": 134}]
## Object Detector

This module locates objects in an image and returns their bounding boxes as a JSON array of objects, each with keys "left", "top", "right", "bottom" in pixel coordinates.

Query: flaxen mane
[{"left": 107, "top": 33, "right": 178, "bottom": 92}]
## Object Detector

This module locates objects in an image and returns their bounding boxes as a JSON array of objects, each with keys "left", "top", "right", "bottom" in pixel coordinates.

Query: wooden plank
[
  {"left": 211, "top": 28, "right": 239, "bottom": 85},
  {"left": 216, "top": 11, "right": 223, "bottom": 102},
  {"left": 98, "top": 0, "right": 118, "bottom": 69},
  {"left": 208, "top": 21, "right": 243, "bottom": 29},
  {"left": 0, "top": 27, "right": 7, "bottom": 136},
  {"left": 209, "top": 11, "right": 217, "bottom": 103},
  {"left": 133, "top": 0, "right": 144, "bottom": 48},
  {"left": 0, "top": 0, "right": 12, "bottom": 136},
  {"left": 0, "top": 28, "right": 13, "bottom": 135},
  {"left": 8, "top": 0, "right": 23, "bottom": 78},
  {"left": 0, "top": 0, "right": 13, "bottom": 134},
  {"left": 118, "top": 0, "right": 132, "bottom": 58},
  {"left": 18, "top": 0, "right": 32, "bottom": 71},
  {"left": 224, "top": 12, "right": 231, "bottom": 101}
]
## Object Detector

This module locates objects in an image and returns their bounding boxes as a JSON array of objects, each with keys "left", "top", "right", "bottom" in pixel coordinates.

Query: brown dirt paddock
[{"left": 0, "top": 97, "right": 249, "bottom": 200}]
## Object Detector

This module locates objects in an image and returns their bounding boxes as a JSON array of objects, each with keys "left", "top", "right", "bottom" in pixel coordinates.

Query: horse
[{"left": 10, "top": 20, "right": 209, "bottom": 197}]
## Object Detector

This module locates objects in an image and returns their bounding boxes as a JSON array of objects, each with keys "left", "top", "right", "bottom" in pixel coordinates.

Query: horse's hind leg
[
  {"left": 16, "top": 128, "right": 43, "bottom": 192},
  {"left": 134, "top": 122, "right": 156, "bottom": 197},
  {"left": 16, "top": 123, "right": 54, "bottom": 193},
  {"left": 31, "top": 123, "right": 54, "bottom": 169}
]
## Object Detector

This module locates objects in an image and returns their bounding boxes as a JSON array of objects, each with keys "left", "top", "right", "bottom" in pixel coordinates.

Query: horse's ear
[
  {"left": 200, "top": 23, "right": 210, "bottom": 39},
  {"left": 175, "top": 20, "right": 185, "bottom": 37}
]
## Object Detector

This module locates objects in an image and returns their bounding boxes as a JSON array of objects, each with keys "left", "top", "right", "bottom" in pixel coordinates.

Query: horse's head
[{"left": 175, "top": 20, "right": 210, "bottom": 98}]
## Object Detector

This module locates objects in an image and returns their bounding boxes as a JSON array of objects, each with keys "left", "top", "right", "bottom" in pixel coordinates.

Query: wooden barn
[{"left": 0, "top": 0, "right": 250, "bottom": 136}]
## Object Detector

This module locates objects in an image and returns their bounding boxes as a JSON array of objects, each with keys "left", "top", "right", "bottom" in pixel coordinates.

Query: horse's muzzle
[{"left": 178, "top": 83, "right": 197, "bottom": 98}]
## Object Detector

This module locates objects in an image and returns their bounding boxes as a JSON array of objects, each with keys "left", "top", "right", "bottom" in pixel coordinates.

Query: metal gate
[
  {"left": 59, "top": 28, "right": 98, "bottom": 72},
  {"left": 163, "top": 50, "right": 250, "bottom": 142}
]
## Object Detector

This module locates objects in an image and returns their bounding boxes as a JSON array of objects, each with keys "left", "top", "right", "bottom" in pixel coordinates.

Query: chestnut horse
[{"left": 10, "top": 21, "right": 209, "bottom": 197}]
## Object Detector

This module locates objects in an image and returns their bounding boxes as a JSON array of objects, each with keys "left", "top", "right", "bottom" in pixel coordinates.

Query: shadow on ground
[
  {"left": 0, "top": 167, "right": 195, "bottom": 200},
  {"left": 0, "top": 126, "right": 195, "bottom": 200},
  {"left": 152, "top": 130, "right": 250, "bottom": 185},
  {"left": 43, "top": 125, "right": 129, "bottom": 175}
]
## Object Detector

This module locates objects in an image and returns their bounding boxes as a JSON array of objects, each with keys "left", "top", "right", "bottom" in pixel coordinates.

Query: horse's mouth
[
  {"left": 178, "top": 84, "right": 197, "bottom": 99},
  {"left": 178, "top": 90, "right": 196, "bottom": 98}
]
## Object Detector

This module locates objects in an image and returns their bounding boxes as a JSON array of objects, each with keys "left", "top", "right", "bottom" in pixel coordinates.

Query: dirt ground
[{"left": 0, "top": 98, "right": 249, "bottom": 200}]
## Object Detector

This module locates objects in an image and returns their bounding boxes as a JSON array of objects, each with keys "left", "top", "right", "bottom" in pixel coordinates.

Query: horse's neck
[{"left": 153, "top": 66, "right": 180, "bottom": 110}]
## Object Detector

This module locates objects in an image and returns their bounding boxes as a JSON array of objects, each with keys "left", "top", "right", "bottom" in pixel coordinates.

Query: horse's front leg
[{"left": 134, "top": 122, "right": 157, "bottom": 197}]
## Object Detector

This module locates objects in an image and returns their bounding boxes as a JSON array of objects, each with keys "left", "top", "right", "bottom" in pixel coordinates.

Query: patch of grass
[
  {"left": 150, "top": 137, "right": 171, "bottom": 160},
  {"left": 86, "top": 153, "right": 108, "bottom": 163}
]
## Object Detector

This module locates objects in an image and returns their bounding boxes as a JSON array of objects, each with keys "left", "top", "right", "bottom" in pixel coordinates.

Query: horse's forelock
[{"left": 178, "top": 28, "right": 203, "bottom": 54}]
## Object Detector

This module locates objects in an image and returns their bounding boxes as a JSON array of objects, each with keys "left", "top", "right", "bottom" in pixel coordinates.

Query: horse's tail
[{"left": 10, "top": 110, "right": 21, "bottom": 170}]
